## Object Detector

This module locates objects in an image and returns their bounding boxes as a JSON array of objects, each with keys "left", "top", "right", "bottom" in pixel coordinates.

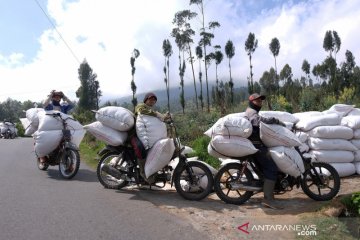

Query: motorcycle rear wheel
[
  {"left": 59, "top": 149, "right": 80, "bottom": 179},
  {"left": 301, "top": 162, "right": 340, "bottom": 201},
  {"left": 174, "top": 160, "right": 214, "bottom": 201},
  {"left": 97, "top": 152, "right": 129, "bottom": 189},
  {"left": 37, "top": 158, "right": 49, "bottom": 171},
  {"left": 214, "top": 162, "right": 254, "bottom": 205}
]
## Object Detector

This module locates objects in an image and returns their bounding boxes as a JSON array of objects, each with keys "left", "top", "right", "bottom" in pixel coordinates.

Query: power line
[{"left": 33, "top": 0, "right": 81, "bottom": 64}]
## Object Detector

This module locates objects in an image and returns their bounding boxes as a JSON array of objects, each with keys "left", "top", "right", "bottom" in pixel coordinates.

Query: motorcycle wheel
[
  {"left": 301, "top": 162, "right": 340, "bottom": 201},
  {"left": 214, "top": 162, "right": 254, "bottom": 205},
  {"left": 37, "top": 158, "right": 49, "bottom": 171},
  {"left": 59, "top": 149, "right": 80, "bottom": 179},
  {"left": 96, "top": 152, "right": 129, "bottom": 189},
  {"left": 174, "top": 160, "right": 214, "bottom": 201}
]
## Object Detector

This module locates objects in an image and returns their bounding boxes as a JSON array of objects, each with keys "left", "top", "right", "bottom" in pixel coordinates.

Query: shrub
[{"left": 189, "top": 136, "right": 220, "bottom": 169}]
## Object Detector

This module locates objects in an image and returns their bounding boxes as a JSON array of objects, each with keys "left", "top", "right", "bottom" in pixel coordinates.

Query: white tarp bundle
[
  {"left": 260, "top": 111, "right": 299, "bottom": 123},
  {"left": 295, "top": 113, "right": 341, "bottom": 132},
  {"left": 83, "top": 121, "right": 128, "bottom": 146},
  {"left": 260, "top": 122, "right": 302, "bottom": 147},
  {"left": 95, "top": 106, "right": 135, "bottom": 131},
  {"left": 136, "top": 114, "right": 167, "bottom": 150},
  {"left": 307, "top": 125, "right": 353, "bottom": 139},
  {"left": 308, "top": 137, "right": 358, "bottom": 151},
  {"left": 144, "top": 138, "right": 175, "bottom": 177},
  {"left": 309, "top": 150, "right": 355, "bottom": 163},
  {"left": 269, "top": 146, "right": 305, "bottom": 177},
  {"left": 24, "top": 108, "right": 45, "bottom": 136}
]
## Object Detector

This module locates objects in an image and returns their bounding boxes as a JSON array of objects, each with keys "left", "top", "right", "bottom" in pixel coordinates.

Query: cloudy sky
[{"left": 1, "top": 0, "right": 359, "bottom": 103}]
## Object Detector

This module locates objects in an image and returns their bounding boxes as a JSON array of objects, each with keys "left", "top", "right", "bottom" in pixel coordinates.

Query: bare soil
[{"left": 131, "top": 175, "right": 360, "bottom": 240}]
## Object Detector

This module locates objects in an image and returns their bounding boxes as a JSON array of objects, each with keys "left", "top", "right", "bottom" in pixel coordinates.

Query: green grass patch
[{"left": 79, "top": 133, "right": 105, "bottom": 169}]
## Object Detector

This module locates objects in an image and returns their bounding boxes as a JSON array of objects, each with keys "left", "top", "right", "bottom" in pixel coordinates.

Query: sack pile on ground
[
  {"left": 293, "top": 104, "right": 360, "bottom": 177},
  {"left": 22, "top": 108, "right": 85, "bottom": 157}
]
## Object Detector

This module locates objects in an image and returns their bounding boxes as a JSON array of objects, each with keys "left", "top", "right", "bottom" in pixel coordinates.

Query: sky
[{"left": 1, "top": 0, "right": 360, "bottom": 103}]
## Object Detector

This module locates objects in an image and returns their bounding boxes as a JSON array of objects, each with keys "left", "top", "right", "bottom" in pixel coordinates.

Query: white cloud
[{"left": 1, "top": 0, "right": 360, "bottom": 103}]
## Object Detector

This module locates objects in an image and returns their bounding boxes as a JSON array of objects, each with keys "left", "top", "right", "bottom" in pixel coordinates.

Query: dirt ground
[{"left": 129, "top": 175, "right": 360, "bottom": 240}]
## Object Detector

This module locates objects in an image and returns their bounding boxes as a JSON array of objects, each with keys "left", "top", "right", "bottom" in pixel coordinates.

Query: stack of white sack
[
  {"left": 260, "top": 121, "right": 304, "bottom": 177},
  {"left": 340, "top": 106, "right": 360, "bottom": 175},
  {"left": 0, "top": 121, "right": 17, "bottom": 136},
  {"left": 84, "top": 106, "right": 134, "bottom": 146},
  {"left": 136, "top": 114, "right": 174, "bottom": 177},
  {"left": 204, "top": 113, "right": 257, "bottom": 159},
  {"left": 293, "top": 104, "right": 359, "bottom": 177},
  {"left": 21, "top": 108, "right": 45, "bottom": 136},
  {"left": 34, "top": 110, "right": 85, "bottom": 157}
]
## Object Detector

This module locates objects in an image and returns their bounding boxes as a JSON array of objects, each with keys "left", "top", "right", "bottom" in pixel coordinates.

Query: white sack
[
  {"left": 204, "top": 113, "right": 252, "bottom": 138},
  {"left": 347, "top": 108, "right": 360, "bottom": 116},
  {"left": 95, "top": 106, "right": 135, "bottom": 131},
  {"left": 145, "top": 138, "right": 175, "bottom": 178},
  {"left": 351, "top": 139, "right": 360, "bottom": 150},
  {"left": 354, "top": 129, "right": 360, "bottom": 139},
  {"left": 341, "top": 115, "right": 360, "bottom": 129},
  {"left": 71, "top": 129, "right": 86, "bottom": 147},
  {"left": 298, "top": 143, "right": 310, "bottom": 153},
  {"left": 308, "top": 137, "right": 358, "bottom": 151},
  {"left": 260, "top": 111, "right": 299, "bottom": 123},
  {"left": 207, "top": 143, "right": 228, "bottom": 158},
  {"left": 84, "top": 121, "right": 128, "bottom": 146},
  {"left": 295, "top": 113, "right": 341, "bottom": 131},
  {"left": 210, "top": 135, "right": 258, "bottom": 157},
  {"left": 328, "top": 104, "right": 355, "bottom": 116},
  {"left": 296, "top": 131, "right": 309, "bottom": 143},
  {"left": 310, "top": 150, "right": 354, "bottom": 163},
  {"left": 307, "top": 125, "right": 353, "bottom": 139},
  {"left": 329, "top": 163, "right": 356, "bottom": 177},
  {"left": 354, "top": 162, "right": 360, "bottom": 175},
  {"left": 26, "top": 108, "right": 44, "bottom": 127},
  {"left": 38, "top": 111, "right": 83, "bottom": 131},
  {"left": 34, "top": 130, "right": 62, "bottom": 157},
  {"left": 136, "top": 114, "right": 167, "bottom": 150},
  {"left": 260, "top": 122, "right": 302, "bottom": 147},
  {"left": 20, "top": 118, "right": 30, "bottom": 130},
  {"left": 269, "top": 146, "right": 305, "bottom": 177},
  {"left": 292, "top": 111, "right": 323, "bottom": 120},
  {"left": 354, "top": 150, "right": 360, "bottom": 162}
]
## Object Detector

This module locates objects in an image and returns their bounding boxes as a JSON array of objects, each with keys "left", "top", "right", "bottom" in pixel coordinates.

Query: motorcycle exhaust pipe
[{"left": 101, "top": 164, "right": 124, "bottom": 180}]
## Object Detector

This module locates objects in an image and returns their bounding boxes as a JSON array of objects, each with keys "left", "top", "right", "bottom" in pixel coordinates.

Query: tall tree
[
  {"left": 196, "top": 45, "right": 204, "bottom": 110},
  {"left": 190, "top": 0, "right": 220, "bottom": 112},
  {"left": 301, "top": 59, "right": 311, "bottom": 86},
  {"left": 130, "top": 49, "right": 140, "bottom": 111},
  {"left": 213, "top": 45, "right": 223, "bottom": 110},
  {"left": 162, "top": 39, "right": 173, "bottom": 112},
  {"left": 245, "top": 32, "right": 258, "bottom": 93},
  {"left": 225, "top": 40, "right": 235, "bottom": 105},
  {"left": 323, "top": 30, "right": 341, "bottom": 61},
  {"left": 172, "top": 10, "right": 199, "bottom": 109},
  {"left": 269, "top": 37, "right": 280, "bottom": 92},
  {"left": 76, "top": 59, "right": 101, "bottom": 111},
  {"left": 259, "top": 67, "right": 277, "bottom": 109}
]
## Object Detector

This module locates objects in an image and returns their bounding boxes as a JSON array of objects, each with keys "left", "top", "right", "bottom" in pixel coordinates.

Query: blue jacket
[{"left": 45, "top": 102, "right": 74, "bottom": 114}]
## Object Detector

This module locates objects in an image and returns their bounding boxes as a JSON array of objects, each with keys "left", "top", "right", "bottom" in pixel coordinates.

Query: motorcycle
[
  {"left": 37, "top": 112, "right": 81, "bottom": 179},
  {"left": 213, "top": 127, "right": 341, "bottom": 205},
  {"left": 1, "top": 122, "right": 17, "bottom": 139},
  {"left": 96, "top": 118, "right": 214, "bottom": 201}
]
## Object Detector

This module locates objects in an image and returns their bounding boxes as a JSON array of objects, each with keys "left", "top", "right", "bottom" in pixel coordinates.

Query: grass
[{"left": 79, "top": 134, "right": 105, "bottom": 169}]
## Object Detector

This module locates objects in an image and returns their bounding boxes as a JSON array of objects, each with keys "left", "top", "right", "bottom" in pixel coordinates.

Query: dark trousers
[{"left": 254, "top": 144, "right": 278, "bottom": 181}]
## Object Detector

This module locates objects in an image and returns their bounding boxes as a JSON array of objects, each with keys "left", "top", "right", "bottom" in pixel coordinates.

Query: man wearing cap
[
  {"left": 134, "top": 92, "right": 170, "bottom": 183},
  {"left": 245, "top": 93, "right": 286, "bottom": 210},
  {"left": 44, "top": 90, "right": 74, "bottom": 114}
]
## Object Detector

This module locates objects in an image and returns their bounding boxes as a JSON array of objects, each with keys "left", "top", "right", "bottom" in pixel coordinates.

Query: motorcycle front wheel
[
  {"left": 59, "top": 149, "right": 80, "bottom": 179},
  {"left": 173, "top": 160, "right": 214, "bottom": 201},
  {"left": 301, "top": 162, "right": 340, "bottom": 201},
  {"left": 96, "top": 152, "right": 129, "bottom": 189},
  {"left": 213, "top": 162, "right": 254, "bottom": 205}
]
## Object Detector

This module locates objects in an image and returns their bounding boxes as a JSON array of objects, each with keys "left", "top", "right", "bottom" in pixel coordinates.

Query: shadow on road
[{"left": 46, "top": 168, "right": 98, "bottom": 182}]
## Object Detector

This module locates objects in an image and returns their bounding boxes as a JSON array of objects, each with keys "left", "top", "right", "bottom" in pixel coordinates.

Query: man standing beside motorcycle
[
  {"left": 134, "top": 92, "right": 171, "bottom": 183},
  {"left": 38, "top": 90, "right": 74, "bottom": 164},
  {"left": 245, "top": 93, "right": 286, "bottom": 210}
]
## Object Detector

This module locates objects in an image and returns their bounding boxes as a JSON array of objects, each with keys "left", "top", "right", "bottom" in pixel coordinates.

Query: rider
[
  {"left": 134, "top": 92, "right": 170, "bottom": 183},
  {"left": 245, "top": 93, "right": 286, "bottom": 210},
  {"left": 38, "top": 90, "right": 74, "bottom": 164},
  {"left": 44, "top": 90, "right": 74, "bottom": 114}
]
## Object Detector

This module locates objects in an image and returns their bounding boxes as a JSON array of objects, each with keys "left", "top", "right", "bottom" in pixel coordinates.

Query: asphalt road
[{"left": 0, "top": 138, "right": 207, "bottom": 240}]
